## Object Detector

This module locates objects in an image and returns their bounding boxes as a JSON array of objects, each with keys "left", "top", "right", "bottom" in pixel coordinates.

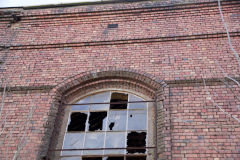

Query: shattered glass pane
[
  {"left": 68, "top": 112, "right": 88, "bottom": 131},
  {"left": 107, "top": 111, "right": 127, "bottom": 131},
  {"left": 83, "top": 133, "right": 104, "bottom": 155},
  {"left": 74, "top": 96, "right": 91, "bottom": 111},
  {"left": 127, "top": 132, "right": 146, "bottom": 154},
  {"left": 129, "top": 95, "right": 147, "bottom": 109},
  {"left": 88, "top": 112, "right": 107, "bottom": 131},
  {"left": 62, "top": 133, "right": 84, "bottom": 156},
  {"left": 110, "top": 93, "right": 128, "bottom": 109},
  {"left": 91, "top": 92, "right": 110, "bottom": 111},
  {"left": 128, "top": 110, "right": 147, "bottom": 130},
  {"left": 105, "top": 132, "right": 126, "bottom": 154}
]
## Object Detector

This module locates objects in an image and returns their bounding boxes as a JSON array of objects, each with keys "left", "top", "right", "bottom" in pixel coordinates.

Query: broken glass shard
[
  {"left": 83, "top": 133, "right": 104, "bottom": 155},
  {"left": 110, "top": 93, "right": 128, "bottom": 109},
  {"left": 62, "top": 133, "right": 84, "bottom": 156},
  {"left": 90, "top": 92, "right": 110, "bottom": 111},
  {"left": 105, "top": 132, "right": 126, "bottom": 154},
  {"left": 127, "top": 132, "right": 146, "bottom": 154},
  {"left": 128, "top": 110, "right": 147, "bottom": 130},
  {"left": 107, "top": 110, "right": 127, "bottom": 131},
  {"left": 129, "top": 95, "right": 147, "bottom": 109},
  {"left": 88, "top": 112, "right": 107, "bottom": 131},
  {"left": 68, "top": 112, "right": 88, "bottom": 131}
]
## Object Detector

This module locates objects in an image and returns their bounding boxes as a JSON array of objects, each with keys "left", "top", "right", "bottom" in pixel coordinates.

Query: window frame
[{"left": 57, "top": 89, "right": 155, "bottom": 160}]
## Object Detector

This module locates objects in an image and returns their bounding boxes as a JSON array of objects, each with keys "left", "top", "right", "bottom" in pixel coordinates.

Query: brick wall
[{"left": 0, "top": 0, "right": 239, "bottom": 159}]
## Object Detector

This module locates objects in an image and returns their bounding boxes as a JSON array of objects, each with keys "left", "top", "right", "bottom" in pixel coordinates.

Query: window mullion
[
  {"left": 102, "top": 105, "right": 110, "bottom": 156},
  {"left": 102, "top": 91, "right": 111, "bottom": 156},
  {"left": 61, "top": 111, "right": 72, "bottom": 157},
  {"left": 81, "top": 97, "right": 91, "bottom": 156},
  {"left": 125, "top": 95, "right": 130, "bottom": 155}
]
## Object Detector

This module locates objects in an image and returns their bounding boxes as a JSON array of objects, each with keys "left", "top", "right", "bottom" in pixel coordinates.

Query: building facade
[{"left": 0, "top": 0, "right": 240, "bottom": 159}]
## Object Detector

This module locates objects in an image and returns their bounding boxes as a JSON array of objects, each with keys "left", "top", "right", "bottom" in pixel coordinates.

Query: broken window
[
  {"left": 88, "top": 112, "right": 107, "bottom": 131},
  {"left": 67, "top": 112, "right": 87, "bottom": 131},
  {"left": 127, "top": 132, "right": 146, "bottom": 154},
  {"left": 110, "top": 92, "right": 128, "bottom": 109},
  {"left": 61, "top": 91, "right": 150, "bottom": 160},
  {"left": 107, "top": 110, "right": 127, "bottom": 131}
]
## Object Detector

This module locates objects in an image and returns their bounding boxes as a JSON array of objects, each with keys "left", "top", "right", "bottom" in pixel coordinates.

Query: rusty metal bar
[
  {"left": 50, "top": 146, "right": 156, "bottom": 152},
  {"left": 63, "top": 100, "right": 157, "bottom": 106}
]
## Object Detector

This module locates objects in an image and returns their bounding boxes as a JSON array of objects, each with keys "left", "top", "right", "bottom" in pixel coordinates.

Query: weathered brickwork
[
  {"left": 0, "top": 0, "right": 239, "bottom": 159},
  {"left": 0, "top": 91, "right": 53, "bottom": 159},
  {"left": 169, "top": 85, "right": 240, "bottom": 159}
]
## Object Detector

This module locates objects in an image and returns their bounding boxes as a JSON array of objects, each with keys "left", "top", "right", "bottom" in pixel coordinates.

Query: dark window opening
[
  {"left": 126, "top": 156, "right": 146, "bottom": 160},
  {"left": 106, "top": 157, "right": 124, "bottom": 160},
  {"left": 82, "top": 157, "right": 102, "bottom": 160},
  {"left": 67, "top": 112, "right": 87, "bottom": 131},
  {"left": 88, "top": 112, "right": 107, "bottom": 131},
  {"left": 127, "top": 132, "right": 146, "bottom": 153},
  {"left": 110, "top": 93, "right": 128, "bottom": 109}
]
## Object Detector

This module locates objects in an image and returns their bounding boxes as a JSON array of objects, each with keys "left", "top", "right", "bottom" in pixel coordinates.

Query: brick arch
[
  {"left": 41, "top": 68, "right": 171, "bottom": 160},
  {"left": 51, "top": 67, "right": 167, "bottom": 99}
]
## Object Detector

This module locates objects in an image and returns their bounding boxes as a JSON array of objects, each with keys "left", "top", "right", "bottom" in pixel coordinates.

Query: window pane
[
  {"left": 72, "top": 105, "right": 89, "bottom": 111},
  {"left": 128, "top": 95, "right": 147, "bottom": 109},
  {"left": 105, "top": 132, "right": 126, "bottom": 154},
  {"left": 77, "top": 96, "right": 91, "bottom": 104},
  {"left": 62, "top": 133, "right": 84, "bottom": 156},
  {"left": 91, "top": 104, "right": 109, "bottom": 111},
  {"left": 91, "top": 92, "right": 110, "bottom": 111},
  {"left": 128, "top": 110, "right": 147, "bottom": 130},
  {"left": 83, "top": 133, "right": 105, "bottom": 155},
  {"left": 107, "top": 110, "right": 127, "bottom": 131},
  {"left": 74, "top": 96, "right": 91, "bottom": 111}
]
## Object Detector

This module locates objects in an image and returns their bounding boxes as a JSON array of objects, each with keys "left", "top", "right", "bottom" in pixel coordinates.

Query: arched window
[{"left": 60, "top": 91, "right": 154, "bottom": 160}]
